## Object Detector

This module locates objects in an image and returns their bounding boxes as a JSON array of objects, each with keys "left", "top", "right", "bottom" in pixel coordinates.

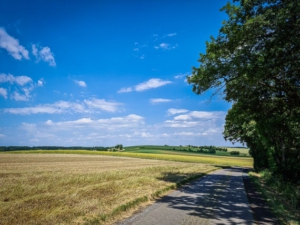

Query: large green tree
[{"left": 188, "top": 0, "right": 300, "bottom": 183}]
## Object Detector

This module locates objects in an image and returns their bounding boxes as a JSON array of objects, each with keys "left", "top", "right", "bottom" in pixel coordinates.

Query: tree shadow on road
[{"left": 156, "top": 167, "right": 255, "bottom": 224}]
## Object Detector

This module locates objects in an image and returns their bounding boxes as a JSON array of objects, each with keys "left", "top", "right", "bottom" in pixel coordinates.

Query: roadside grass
[
  {"left": 3, "top": 149, "right": 253, "bottom": 167},
  {"left": 249, "top": 170, "right": 300, "bottom": 225},
  {"left": 0, "top": 153, "right": 218, "bottom": 225}
]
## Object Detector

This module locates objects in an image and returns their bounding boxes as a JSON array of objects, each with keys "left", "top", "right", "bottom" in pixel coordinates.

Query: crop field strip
[
  {"left": 0, "top": 153, "right": 219, "bottom": 225},
  {"left": 3, "top": 149, "right": 253, "bottom": 167}
]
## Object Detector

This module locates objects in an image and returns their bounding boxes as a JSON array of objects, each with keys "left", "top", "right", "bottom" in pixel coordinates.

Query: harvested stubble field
[{"left": 0, "top": 153, "right": 218, "bottom": 225}]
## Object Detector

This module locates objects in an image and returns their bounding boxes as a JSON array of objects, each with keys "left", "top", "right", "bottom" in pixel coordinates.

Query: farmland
[
  {"left": 124, "top": 145, "right": 250, "bottom": 156},
  {"left": 0, "top": 147, "right": 253, "bottom": 224},
  {"left": 0, "top": 153, "right": 218, "bottom": 225}
]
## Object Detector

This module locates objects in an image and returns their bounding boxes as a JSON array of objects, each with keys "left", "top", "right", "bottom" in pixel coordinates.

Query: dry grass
[{"left": 0, "top": 153, "right": 217, "bottom": 224}]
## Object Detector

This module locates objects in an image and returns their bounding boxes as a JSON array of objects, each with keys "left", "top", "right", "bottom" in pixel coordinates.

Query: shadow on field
[{"left": 154, "top": 167, "right": 254, "bottom": 224}]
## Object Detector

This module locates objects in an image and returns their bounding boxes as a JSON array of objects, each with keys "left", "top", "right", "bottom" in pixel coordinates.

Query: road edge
[{"left": 243, "top": 168, "right": 278, "bottom": 225}]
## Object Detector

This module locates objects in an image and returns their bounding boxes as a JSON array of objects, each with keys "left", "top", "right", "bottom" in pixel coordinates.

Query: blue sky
[{"left": 0, "top": 0, "right": 234, "bottom": 147}]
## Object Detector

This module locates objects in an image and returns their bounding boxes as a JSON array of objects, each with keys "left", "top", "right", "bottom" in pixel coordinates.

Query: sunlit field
[
  {"left": 226, "top": 147, "right": 250, "bottom": 156},
  {"left": 6, "top": 149, "right": 253, "bottom": 167},
  {"left": 0, "top": 153, "right": 218, "bottom": 225}
]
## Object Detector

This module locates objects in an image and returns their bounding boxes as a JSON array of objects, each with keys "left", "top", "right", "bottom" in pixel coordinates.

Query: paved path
[{"left": 119, "top": 167, "right": 254, "bottom": 225}]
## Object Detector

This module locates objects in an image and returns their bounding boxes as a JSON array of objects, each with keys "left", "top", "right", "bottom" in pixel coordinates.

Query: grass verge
[{"left": 249, "top": 170, "right": 300, "bottom": 225}]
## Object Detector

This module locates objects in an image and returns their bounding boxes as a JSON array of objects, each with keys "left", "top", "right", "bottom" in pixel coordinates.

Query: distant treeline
[
  {"left": 0, "top": 146, "right": 107, "bottom": 152},
  {"left": 140, "top": 145, "right": 228, "bottom": 154}
]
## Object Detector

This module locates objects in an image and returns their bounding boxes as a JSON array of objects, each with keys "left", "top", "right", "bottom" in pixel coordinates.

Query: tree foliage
[{"left": 188, "top": 0, "right": 300, "bottom": 183}]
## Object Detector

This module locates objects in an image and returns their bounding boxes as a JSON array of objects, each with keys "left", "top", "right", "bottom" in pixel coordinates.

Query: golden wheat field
[{"left": 0, "top": 153, "right": 218, "bottom": 225}]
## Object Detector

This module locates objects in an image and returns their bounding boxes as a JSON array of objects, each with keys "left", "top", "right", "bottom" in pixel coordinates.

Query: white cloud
[
  {"left": 37, "top": 79, "right": 43, "bottom": 86},
  {"left": 118, "top": 87, "right": 133, "bottom": 93},
  {"left": 74, "top": 80, "right": 87, "bottom": 87},
  {"left": 150, "top": 98, "right": 173, "bottom": 104},
  {"left": 45, "top": 120, "right": 54, "bottom": 125},
  {"left": 0, "top": 28, "right": 29, "bottom": 60},
  {"left": 166, "top": 33, "right": 177, "bottom": 37},
  {"left": 3, "top": 98, "right": 121, "bottom": 114},
  {"left": 189, "top": 111, "right": 224, "bottom": 119},
  {"left": 32, "top": 44, "right": 56, "bottom": 67},
  {"left": 84, "top": 98, "right": 122, "bottom": 112},
  {"left": 8, "top": 107, "right": 229, "bottom": 146},
  {"left": 0, "top": 73, "right": 32, "bottom": 86},
  {"left": 44, "top": 114, "right": 144, "bottom": 130},
  {"left": 163, "top": 111, "right": 226, "bottom": 128},
  {"left": 167, "top": 108, "right": 189, "bottom": 115},
  {"left": 118, "top": 79, "right": 172, "bottom": 94},
  {"left": 174, "top": 72, "right": 190, "bottom": 79},
  {"left": 11, "top": 91, "right": 29, "bottom": 101},
  {"left": 0, "top": 73, "right": 43, "bottom": 101},
  {"left": 154, "top": 43, "right": 177, "bottom": 50},
  {"left": 0, "top": 88, "right": 7, "bottom": 99},
  {"left": 164, "top": 120, "right": 199, "bottom": 128},
  {"left": 32, "top": 44, "right": 38, "bottom": 56},
  {"left": 174, "top": 114, "right": 192, "bottom": 121},
  {"left": 135, "top": 78, "right": 172, "bottom": 92},
  {"left": 140, "top": 132, "right": 153, "bottom": 138},
  {"left": 5, "top": 101, "right": 85, "bottom": 114},
  {"left": 0, "top": 134, "right": 5, "bottom": 138}
]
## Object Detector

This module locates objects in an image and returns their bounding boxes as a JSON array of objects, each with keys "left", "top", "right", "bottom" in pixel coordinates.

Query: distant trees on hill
[{"left": 0, "top": 146, "right": 106, "bottom": 151}]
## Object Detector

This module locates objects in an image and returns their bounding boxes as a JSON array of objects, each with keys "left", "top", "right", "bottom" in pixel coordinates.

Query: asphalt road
[{"left": 119, "top": 167, "right": 254, "bottom": 225}]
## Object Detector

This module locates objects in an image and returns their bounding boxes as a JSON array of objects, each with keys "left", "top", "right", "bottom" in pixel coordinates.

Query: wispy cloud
[
  {"left": 167, "top": 108, "right": 189, "bottom": 115},
  {"left": 150, "top": 98, "right": 173, "bottom": 104},
  {"left": 135, "top": 78, "right": 172, "bottom": 91},
  {"left": 11, "top": 91, "right": 29, "bottom": 101},
  {"left": 83, "top": 98, "right": 122, "bottom": 112},
  {"left": 32, "top": 44, "right": 56, "bottom": 67},
  {"left": 3, "top": 98, "right": 122, "bottom": 114},
  {"left": 164, "top": 111, "right": 226, "bottom": 128},
  {"left": 42, "top": 114, "right": 144, "bottom": 131},
  {"left": 174, "top": 72, "right": 190, "bottom": 79},
  {"left": 0, "top": 73, "right": 43, "bottom": 101},
  {"left": 118, "top": 78, "right": 172, "bottom": 93},
  {"left": 154, "top": 43, "right": 177, "bottom": 50},
  {"left": 0, "top": 73, "right": 32, "bottom": 86},
  {"left": 0, "top": 27, "right": 29, "bottom": 60},
  {"left": 37, "top": 79, "right": 44, "bottom": 87},
  {"left": 153, "top": 33, "right": 177, "bottom": 39},
  {"left": 118, "top": 87, "right": 132, "bottom": 93},
  {"left": 164, "top": 33, "right": 177, "bottom": 37},
  {"left": 0, "top": 88, "right": 7, "bottom": 99},
  {"left": 74, "top": 80, "right": 87, "bottom": 87}
]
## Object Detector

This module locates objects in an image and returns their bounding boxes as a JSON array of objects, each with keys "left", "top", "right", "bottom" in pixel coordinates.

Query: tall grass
[{"left": 249, "top": 170, "right": 300, "bottom": 225}]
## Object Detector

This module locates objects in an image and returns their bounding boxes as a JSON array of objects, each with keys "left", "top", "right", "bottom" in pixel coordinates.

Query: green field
[
  {"left": 3, "top": 147, "right": 253, "bottom": 167},
  {"left": 123, "top": 145, "right": 250, "bottom": 157}
]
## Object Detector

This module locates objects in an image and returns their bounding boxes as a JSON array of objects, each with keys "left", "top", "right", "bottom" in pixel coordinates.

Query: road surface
[{"left": 119, "top": 167, "right": 254, "bottom": 225}]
